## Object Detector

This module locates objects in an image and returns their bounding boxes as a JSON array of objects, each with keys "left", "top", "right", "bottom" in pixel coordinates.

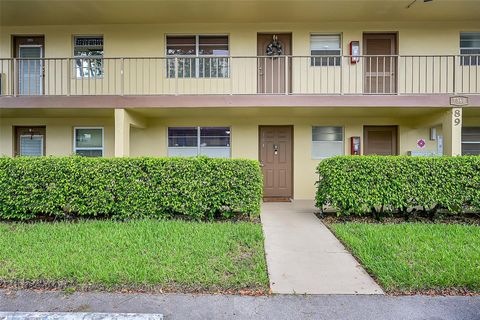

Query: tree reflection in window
[{"left": 74, "top": 36, "right": 104, "bottom": 78}]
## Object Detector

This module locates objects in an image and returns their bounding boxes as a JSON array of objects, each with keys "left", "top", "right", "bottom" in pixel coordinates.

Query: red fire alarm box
[
  {"left": 350, "top": 41, "right": 360, "bottom": 64},
  {"left": 351, "top": 136, "right": 361, "bottom": 155}
]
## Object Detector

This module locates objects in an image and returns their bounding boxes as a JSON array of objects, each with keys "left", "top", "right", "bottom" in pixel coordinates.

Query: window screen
[
  {"left": 311, "top": 34, "right": 342, "bottom": 66},
  {"left": 312, "top": 126, "right": 344, "bottom": 159},
  {"left": 460, "top": 32, "right": 480, "bottom": 66},
  {"left": 168, "top": 126, "right": 231, "bottom": 158},
  {"left": 462, "top": 127, "right": 480, "bottom": 155}
]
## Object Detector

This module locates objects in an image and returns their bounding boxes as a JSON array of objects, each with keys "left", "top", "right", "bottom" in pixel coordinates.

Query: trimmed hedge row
[
  {"left": 316, "top": 156, "right": 480, "bottom": 216},
  {"left": 0, "top": 157, "right": 263, "bottom": 220}
]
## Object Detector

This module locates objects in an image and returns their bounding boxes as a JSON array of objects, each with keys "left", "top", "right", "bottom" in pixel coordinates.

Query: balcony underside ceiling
[
  {"left": 1, "top": 0, "right": 479, "bottom": 26},
  {"left": 0, "top": 106, "right": 452, "bottom": 119}
]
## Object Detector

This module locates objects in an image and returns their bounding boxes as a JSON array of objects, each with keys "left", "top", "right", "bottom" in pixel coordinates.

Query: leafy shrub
[
  {"left": 0, "top": 157, "right": 263, "bottom": 220},
  {"left": 316, "top": 156, "right": 480, "bottom": 216}
]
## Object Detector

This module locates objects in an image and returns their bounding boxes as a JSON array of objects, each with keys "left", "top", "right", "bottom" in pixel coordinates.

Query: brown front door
[
  {"left": 13, "top": 36, "right": 45, "bottom": 95},
  {"left": 257, "top": 33, "right": 292, "bottom": 94},
  {"left": 259, "top": 126, "right": 293, "bottom": 200},
  {"left": 364, "top": 126, "right": 398, "bottom": 155},
  {"left": 14, "top": 126, "right": 46, "bottom": 156},
  {"left": 363, "top": 33, "right": 397, "bottom": 94}
]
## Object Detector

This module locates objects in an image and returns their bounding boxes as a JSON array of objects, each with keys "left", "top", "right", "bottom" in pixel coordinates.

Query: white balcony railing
[{"left": 0, "top": 55, "right": 478, "bottom": 96}]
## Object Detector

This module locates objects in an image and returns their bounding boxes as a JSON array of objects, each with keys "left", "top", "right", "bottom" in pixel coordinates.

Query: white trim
[{"left": 73, "top": 127, "right": 104, "bottom": 157}]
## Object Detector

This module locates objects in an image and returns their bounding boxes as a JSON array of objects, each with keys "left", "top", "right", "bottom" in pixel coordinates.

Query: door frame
[
  {"left": 12, "top": 35, "right": 45, "bottom": 95},
  {"left": 256, "top": 32, "right": 292, "bottom": 94},
  {"left": 363, "top": 125, "right": 398, "bottom": 155},
  {"left": 13, "top": 126, "right": 47, "bottom": 156},
  {"left": 362, "top": 32, "right": 398, "bottom": 94},
  {"left": 258, "top": 125, "right": 294, "bottom": 200}
]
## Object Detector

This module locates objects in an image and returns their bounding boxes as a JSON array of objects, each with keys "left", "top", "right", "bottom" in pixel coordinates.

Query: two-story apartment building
[{"left": 0, "top": 0, "right": 479, "bottom": 200}]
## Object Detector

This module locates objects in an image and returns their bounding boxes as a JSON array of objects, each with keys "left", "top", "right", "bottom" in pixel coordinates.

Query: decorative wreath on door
[{"left": 266, "top": 35, "right": 283, "bottom": 56}]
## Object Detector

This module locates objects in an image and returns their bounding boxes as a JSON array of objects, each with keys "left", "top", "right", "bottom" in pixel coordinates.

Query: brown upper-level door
[
  {"left": 257, "top": 33, "right": 291, "bottom": 94},
  {"left": 259, "top": 126, "right": 293, "bottom": 200},
  {"left": 363, "top": 126, "right": 398, "bottom": 155},
  {"left": 13, "top": 36, "right": 45, "bottom": 95},
  {"left": 363, "top": 33, "right": 397, "bottom": 94},
  {"left": 14, "top": 126, "right": 46, "bottom": 156}
]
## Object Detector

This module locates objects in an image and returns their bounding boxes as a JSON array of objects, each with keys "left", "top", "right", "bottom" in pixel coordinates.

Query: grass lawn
[
  {"left": 0, "top": 220, "right": 268, "bottom": 293},
  {"left": 330, "top": 223, "right": 480, "bottom": 293}
]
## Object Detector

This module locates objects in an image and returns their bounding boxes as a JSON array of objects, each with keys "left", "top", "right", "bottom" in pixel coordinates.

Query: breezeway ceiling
[{"left": 0, "top": 0, "right": 479, "bottom": 26}]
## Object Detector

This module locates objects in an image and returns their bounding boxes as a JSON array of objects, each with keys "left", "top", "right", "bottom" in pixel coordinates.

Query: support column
[
  {"left": 114, "top": 108, "right": 147, "bottom": 157},
  {"left": 442, "top": 107, "right": 462, "bottom": 156},
  {"left": 114, "top": 109, "right": 129, "bottom": 157}
]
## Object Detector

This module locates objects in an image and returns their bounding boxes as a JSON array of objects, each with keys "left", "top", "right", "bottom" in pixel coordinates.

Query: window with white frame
[
  {"left": 310, "top": 34, "right": 342, "bottom": 66},
  {"left": 74, "top": 36, "right": 104, "bottom": 78},
  {"left": 74, "top": 127, "right": 104, "bottom": 157},
  {"left": 312, "top": 126, "right": 344, "bottom": 159},
  {"left": 460, "top": 32, "right": 480, "bottom": 66},
  {"left": 168, "top": 126, "right": 231, "bottom": 158},
  {"left": 166, "top": 35, "right": 229, "bottom": 78}
]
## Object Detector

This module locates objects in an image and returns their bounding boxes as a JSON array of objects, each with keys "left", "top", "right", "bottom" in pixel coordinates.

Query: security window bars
[
  {"left": 74, "top": 36, "right": 104, "bottom": 78},
  {"left": 168, "top": 126, "right": 231, "bottom": 158},
  {"left": 310, "top": 34, "right": 342, "bottom": 67},
  {"left": 312, "top": 126, "right": 344, "bottom": 159},
  {"left": 166, "top": 35, "right": 230, "bottom": 78}
]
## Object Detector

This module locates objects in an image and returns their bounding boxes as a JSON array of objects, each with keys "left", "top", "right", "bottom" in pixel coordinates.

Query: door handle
[{"left": 260, "top": 162, "right": 264, "bottom": 167}]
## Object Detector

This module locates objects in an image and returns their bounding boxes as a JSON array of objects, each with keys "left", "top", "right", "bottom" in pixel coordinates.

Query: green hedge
[
  {"left": 316, "top": 156, "right": 480, "bottom": 216},
  {"left": 0, "top": 157, "right": 263, "bottom": 220}
]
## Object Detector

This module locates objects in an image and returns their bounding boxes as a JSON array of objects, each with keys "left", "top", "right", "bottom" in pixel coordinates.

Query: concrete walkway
[
  {"left": 1, "top": 290, "right": 479, "bottom": 320},
  {"left": 261, "top": 200, "right": 383, "bottom": 295}
]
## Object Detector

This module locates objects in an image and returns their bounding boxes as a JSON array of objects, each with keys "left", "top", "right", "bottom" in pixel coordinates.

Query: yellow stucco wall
[
  {"left": 0, "top": 117, "right": 115, "bottom": 157},
  {"left": 126, "top": 111, "right": 445, "bottom": 199},
  {"left": 1, "top": 21, "right": 479, "bottom": 95},
  {"left": 1, "top": 19, "right": 479, "bottom": 198},
  {"left": 4, "top": 21, "right": 479, "bottom": 58},
  {"left": 0, "top": 106, "right": 476, "bottom": 198}
]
